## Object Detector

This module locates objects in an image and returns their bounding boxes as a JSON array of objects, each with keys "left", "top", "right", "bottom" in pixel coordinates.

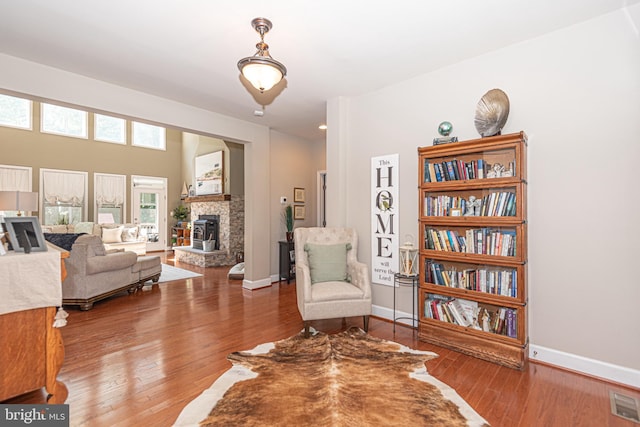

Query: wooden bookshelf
[
  {"left": 171, "top": 225, "right": 191, "bottom": 247},
  {"left": 417, "top": 131, "right": 528, "bottom": 369}
]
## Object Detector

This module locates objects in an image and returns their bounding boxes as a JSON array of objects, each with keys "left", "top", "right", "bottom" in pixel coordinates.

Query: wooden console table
[{"left": 0, "top": 246, "right": 68, "bottom": 403}]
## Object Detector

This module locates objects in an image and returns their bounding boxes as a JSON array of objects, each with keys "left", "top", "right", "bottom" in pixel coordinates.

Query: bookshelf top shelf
[{"left": 417, "top": 131, "right": 527, "bottom": 157}]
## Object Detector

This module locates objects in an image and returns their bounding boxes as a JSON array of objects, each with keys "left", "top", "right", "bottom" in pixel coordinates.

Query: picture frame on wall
[
  {"left": 4, "top": 216, "right": 48, "bottom": 253},
  {"left": 294, "top": 205, "right": 305, "bottom": 220},
  {"left": 195, "top": 151, "right": 224, "bottom": 195},
  {"left": 293, "top": 187, "right": 305, "bottom": 203}
]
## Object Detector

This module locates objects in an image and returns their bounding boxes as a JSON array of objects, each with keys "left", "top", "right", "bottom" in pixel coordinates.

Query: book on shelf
[
  {"left": 506, "top": 309, "right": 517, "bottom": 338},
  {"left": 477, "top": 159, "right": 485, "bottom": 179},
  {"left": 428, "top": 163, "right": 436, "bottom": 184},
  {"left": 435, "top": 163, "right": 445, "bottom": 181},
  {"left": 505, "top": 192, "right": 516, "bottom": 216},
  {"left": 494, "top": 307, "right": 506, "bottom": 335},
  {"left": 449, "top": 299, "right": 472, "bottom": 326},
  {"left": 446, "top": 161, "right": 456, "bottom": 180}
]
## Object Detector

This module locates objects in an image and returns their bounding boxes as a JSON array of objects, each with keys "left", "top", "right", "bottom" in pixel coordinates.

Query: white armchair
[{"left": 294, "top": 227, "right": 372, "bottom": 337}]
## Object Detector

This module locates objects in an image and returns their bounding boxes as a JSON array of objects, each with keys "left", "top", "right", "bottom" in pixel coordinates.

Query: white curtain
[
  {"left": 0, "top": 165, "right": 31, "bottom": 191},
  {"left": 42, "top": 170, "right": 85, "bottom": 206},
  {"left": 95, "top": 174, "right": 125, "bottom": 206}
]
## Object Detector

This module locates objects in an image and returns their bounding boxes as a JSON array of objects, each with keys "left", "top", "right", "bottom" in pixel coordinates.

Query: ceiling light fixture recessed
[
  {"left": 318, "top": 124, "right": 327, "bottom": 130},
  {"left": 237, "top": 17, "right": 287, "bottom": 93}
]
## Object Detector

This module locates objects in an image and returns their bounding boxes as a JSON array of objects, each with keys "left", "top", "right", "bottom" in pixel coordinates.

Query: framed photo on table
[{"left": 4, "top": 216, "right": 48, "bottom": 253}]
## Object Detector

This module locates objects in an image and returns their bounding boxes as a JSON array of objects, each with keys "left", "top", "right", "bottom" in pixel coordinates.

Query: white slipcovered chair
[{"left": 294, "top": 227, "right": 372, "bottom": 337}]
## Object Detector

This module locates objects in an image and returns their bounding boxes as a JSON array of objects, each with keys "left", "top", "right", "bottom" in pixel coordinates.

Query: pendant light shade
[{"left": 237, "top": 18, "right": 287, "bottom": 93}]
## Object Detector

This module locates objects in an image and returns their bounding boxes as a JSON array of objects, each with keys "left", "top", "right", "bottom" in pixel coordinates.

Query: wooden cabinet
[
  {"left": 0, "top": 248, "right": 68, "bottom": 403},
  {"left": 278, "top": 241, "right": 295, "bottom": 283},
  {"left": 171, "top": 226, "right": 191, "bottom": 247},
  {"left": 417, "top": 131, "right": 528, "bottom": 369}
]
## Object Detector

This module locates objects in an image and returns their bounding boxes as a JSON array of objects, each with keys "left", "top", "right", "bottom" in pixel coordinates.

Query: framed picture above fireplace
[{"left": 195, "top": 151, "right": 224, "bottom": 195}]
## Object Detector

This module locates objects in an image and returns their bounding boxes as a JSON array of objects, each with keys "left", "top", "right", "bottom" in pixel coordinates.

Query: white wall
[{"left": 327, "top": 7, "right": 640, "bottom": 384}]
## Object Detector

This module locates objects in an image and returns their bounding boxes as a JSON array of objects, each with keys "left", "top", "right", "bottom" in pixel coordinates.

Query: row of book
[
  {"left": 424, "top": 260, "right": 518, "bottom": 297},
  {"left": 423, "top": 158, "right": 516, "bottom": 182},
  {"left": 423, "top": 191, "right": 516, "bottom": 217},
  {"left": 424, "top": 295, "right": 517, "bottom": 338},
  {"left": 424, "top": 226, "right": 517, "bottom": 257}
]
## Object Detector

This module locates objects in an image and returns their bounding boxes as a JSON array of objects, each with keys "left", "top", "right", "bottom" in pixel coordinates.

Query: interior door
[{"left": 132, "top": 178, "right": 166, "bottom": 252}]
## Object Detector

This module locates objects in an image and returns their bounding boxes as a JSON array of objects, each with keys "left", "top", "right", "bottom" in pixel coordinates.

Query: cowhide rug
[{"left": 173, "top": 327, "right": 489, "bottom": 427}]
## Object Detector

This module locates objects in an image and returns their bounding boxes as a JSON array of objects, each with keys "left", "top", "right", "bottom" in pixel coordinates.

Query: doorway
[{"left": 132, "top": 175, "right": 167, "bottom": 252}]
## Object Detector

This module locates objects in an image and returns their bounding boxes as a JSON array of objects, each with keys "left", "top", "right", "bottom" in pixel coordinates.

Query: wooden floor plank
[{"left": 3, "top": 253, "right": 639, "bottom": 427}]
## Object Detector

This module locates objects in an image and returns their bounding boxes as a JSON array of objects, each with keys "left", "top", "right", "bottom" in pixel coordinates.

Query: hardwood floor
[{"left": 5, "top": 252, "right": 639, "bottom": 426}]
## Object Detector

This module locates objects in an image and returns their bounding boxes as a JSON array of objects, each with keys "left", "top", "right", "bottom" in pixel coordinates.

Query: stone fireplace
[{"left": 173, "top": 194, "right": 244, "bottom": 267}]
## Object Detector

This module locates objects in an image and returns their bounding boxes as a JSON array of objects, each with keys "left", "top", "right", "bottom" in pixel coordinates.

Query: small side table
[
  {"left": 278, "top": 241, "right": 295, "bottom": 283},
  {"left": 393, "top": 273, "right": 419, "bottom": 332}
]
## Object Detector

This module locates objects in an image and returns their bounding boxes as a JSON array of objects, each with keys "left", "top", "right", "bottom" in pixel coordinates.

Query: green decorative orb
[{"left": 438, "top": 121, "right": 453, "bottom": 136}]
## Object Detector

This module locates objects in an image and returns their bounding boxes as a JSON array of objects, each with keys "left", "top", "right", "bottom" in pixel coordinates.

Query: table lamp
[{"left": 0, "top": 191, "right": 39, "bottom": 216}]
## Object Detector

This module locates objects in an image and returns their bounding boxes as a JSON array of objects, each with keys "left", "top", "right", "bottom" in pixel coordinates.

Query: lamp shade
[
  {"left": 0, "top": 191, "right": 38, "bottom": 213},
  {"left": 239, "top": 59, "right": 285, "bottom": 92}
]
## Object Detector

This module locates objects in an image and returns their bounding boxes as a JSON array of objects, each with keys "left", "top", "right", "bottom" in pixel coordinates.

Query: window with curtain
[
  {"left": 0, "top": 165, "right": 33, "bottom": 220},
  {"left": 94, "top": 173, "right": 126, "bottom": 224},
  {"left": 40, "top": 169, "right": 88, "bottom": 225}
]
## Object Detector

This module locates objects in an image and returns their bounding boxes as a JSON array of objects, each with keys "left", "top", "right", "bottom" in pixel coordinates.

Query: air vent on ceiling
[{"left": 610, "top": 390, "right": 640, "bottom": 423}]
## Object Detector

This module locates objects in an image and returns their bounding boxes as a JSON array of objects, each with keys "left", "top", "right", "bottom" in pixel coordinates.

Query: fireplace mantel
[{"left": 184, "top": 194, "right": 231, "bottom": 203}]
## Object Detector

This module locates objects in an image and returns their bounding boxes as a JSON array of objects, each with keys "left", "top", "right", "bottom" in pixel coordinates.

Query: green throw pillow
[{"left": 304, "top": 243, "right": 352, "bottom": 284}]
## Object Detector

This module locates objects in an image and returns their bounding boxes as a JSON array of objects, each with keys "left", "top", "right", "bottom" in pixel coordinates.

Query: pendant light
[{"left": 237, "top": 17, "right": 287, "bottom": 93}]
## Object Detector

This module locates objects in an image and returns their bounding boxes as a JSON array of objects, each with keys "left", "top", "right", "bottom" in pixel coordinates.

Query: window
[
  {"left": 0, "top": 165, "right": 33, "bottom": 220},
  {"left": 40, "top": 168, "right": 88, "bottom": 225},
  {"left": 132, "top": 121, "right": 165, "bottom": 150},
  {"left": 94, "top": 173, "right": 126, "bottom": 223},
  {"left": 0, "top": 94, "right": 32, "bottom": 130},
  {"left": 41, "top": 103, "right": 88, "bottom": 138},
  {"left": 95, "top": 114, "right": 126, "bottom": 144}
]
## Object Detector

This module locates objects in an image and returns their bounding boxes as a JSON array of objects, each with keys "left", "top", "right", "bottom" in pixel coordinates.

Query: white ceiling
[{"left": 0, "top": 1, "right": 637, "bottom": 141}]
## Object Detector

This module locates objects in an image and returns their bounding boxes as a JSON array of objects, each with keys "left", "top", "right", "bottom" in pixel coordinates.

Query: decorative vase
[{"left": 286, "top": 231, "right": 294, "bottom": 242}]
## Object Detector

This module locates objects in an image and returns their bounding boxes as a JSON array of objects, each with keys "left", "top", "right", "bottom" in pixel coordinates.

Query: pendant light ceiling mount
[{"left": 237, "top": 17, "right": 287, "bottom": 93}]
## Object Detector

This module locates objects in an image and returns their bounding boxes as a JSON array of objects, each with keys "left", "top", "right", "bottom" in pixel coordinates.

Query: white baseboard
[
  {"left": 242, "top": 277, "right": 271, "bottom": 290},
  {"left": 372, "top": 304, "right": 416, "bottom": 328},
  {"left": 374, "top": 305, "right": 639, "bottom": 388},
  {"left": 529, "top": 344, "right": 640, "bottom": 389}
]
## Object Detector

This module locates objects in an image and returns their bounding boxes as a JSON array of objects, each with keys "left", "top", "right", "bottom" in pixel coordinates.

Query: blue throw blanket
[{"left": 44, "top": 233, "right": 86, "bottom": 251}]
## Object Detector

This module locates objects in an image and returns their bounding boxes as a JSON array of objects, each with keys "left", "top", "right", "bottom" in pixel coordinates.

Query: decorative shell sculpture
[{"left": 474, "top": 89, "right": 510, "bottom": 137}]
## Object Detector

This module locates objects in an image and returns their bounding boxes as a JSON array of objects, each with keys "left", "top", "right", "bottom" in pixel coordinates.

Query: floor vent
[{"left": 610, "top": 390, "right": 640, "bottom": 423}]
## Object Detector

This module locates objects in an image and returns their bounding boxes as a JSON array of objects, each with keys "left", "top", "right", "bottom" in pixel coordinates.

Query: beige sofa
[
  {"left": 60, "top": 234, "right": 162, "bottom": 310},
  {"left": 42, "top": 222, "right": 147, "bottom": 255},
  {"left": 62, "top": 234, "right": 139, "bottom": 310}
]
